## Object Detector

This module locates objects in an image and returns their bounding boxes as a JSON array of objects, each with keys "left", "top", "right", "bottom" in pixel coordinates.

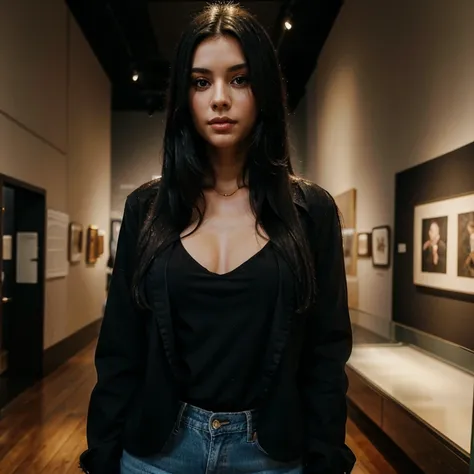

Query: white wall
[
  {"left": 304, "top": 0, "right": 474, "bottom": 337},
  {"left": 0, "top": 0, "right": 111, "bottom": 349}
]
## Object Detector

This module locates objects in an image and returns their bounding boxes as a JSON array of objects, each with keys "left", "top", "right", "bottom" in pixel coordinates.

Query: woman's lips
[{"left": 210, "top": 122, "right": 235, "bottom": 132}]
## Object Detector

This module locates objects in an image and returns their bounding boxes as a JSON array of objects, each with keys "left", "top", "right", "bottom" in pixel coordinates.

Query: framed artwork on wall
[
  {"left": 97, "top": 230, "right": 105, "bottom": 258},
  {"left": 68, "top": 222, "right": 83, "bottom": 263},
  {"left": 413, "top": 192, "right": 474, "bottom": 294},
  {"left": 334, "top": 188, "right": 357, "bottom": 276},
  {"left": 46, "top": 209, "right": 69, "bottom": 279},
  {"left": 372, "top": 226, "right": 391, "bottom": 268},
  {"left": 86, "top": 225, "right": 99, "bottom": 265},
  {"left": 342, "top": 228, "right": 356, "bottom": 271},
  {"left": 357, "top": 232, "right": 372, "bottom": 257}
]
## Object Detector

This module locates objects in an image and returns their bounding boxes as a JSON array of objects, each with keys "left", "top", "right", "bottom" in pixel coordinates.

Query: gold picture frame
[{"left": 86, "top": 225, "right": 99, "bottom": 264}]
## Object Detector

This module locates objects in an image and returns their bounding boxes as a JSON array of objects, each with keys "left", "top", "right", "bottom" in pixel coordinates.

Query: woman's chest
[{"left": 181, "top": 211, "right": 269, "bottom": 276}]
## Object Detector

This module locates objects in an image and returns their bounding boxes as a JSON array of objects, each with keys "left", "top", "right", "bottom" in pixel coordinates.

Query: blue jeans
[{"left": 120, "top": 402, "right": 303, "bottom": 473}]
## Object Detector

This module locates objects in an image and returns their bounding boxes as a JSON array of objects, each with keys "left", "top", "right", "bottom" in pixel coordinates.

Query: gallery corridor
[{"left": 0, "top": 341, "right": 399, "bottom": 474}]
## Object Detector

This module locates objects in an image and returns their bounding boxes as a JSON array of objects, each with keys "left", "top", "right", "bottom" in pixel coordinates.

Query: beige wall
[
  {"left": 304, "top": 0, "right": 474, "bottom": 337},
  {"left": 0, "top": 0, "right": 111, "bottom": 349}
]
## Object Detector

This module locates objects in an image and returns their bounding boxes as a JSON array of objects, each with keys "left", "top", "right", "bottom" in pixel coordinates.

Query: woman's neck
[{"left": 207, "top": 146, "right": 246, "bottom": 192}]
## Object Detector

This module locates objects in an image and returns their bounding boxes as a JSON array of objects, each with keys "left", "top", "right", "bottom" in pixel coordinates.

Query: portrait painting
[
  {"left": 458, "top": 211, "right": 474, "bottom": 278},
  {"left": 421, "top": 216, "right": 448, "bottom": 274},
  {"left": 413, "top": 193, "right": 474, "bottom": 295}
]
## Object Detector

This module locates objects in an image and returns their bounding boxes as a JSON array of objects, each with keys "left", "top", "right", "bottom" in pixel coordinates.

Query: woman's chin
[{"left": 207, "top": 134, "right": 240, "bottom": 149}]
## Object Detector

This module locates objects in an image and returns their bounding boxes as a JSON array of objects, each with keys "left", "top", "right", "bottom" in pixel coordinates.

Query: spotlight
[
  {"left": 132, "top": 71, "right": 139, "bottom": 82},
  {"left": 284, "top": 20, "right": 292, "bottom": 30}
]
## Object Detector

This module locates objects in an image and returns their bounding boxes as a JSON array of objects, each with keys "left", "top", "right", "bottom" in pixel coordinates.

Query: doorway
[{"left": 0, "top": 175, "right": 45, "bottom": 412}]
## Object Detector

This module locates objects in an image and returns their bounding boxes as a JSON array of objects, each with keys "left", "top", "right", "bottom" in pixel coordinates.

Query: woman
[{"left": 79, "top": 3, "right": 355, "bottom": 474}]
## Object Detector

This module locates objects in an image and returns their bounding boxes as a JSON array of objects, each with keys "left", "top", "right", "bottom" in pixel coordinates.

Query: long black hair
[{"left": 132, "top": 2, "right": 315, "bottom": 313}]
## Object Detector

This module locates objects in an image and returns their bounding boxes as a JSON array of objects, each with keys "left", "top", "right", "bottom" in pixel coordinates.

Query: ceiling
[{"left": 66, "top": 0, "right": 343, "bottom": 113}]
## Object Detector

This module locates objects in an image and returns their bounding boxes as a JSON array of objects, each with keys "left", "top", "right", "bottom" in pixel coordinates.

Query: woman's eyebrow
[{"left": 191, "top": 63, "right": 247, "bottom": 74}]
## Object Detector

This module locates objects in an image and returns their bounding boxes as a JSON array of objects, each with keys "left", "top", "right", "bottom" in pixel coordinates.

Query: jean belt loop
[
  {"left": 174, "top": 401, "right": 187, "bottom": 434},
  {"left": 245, "top": 410, "right": 253, "bottom": 442}
]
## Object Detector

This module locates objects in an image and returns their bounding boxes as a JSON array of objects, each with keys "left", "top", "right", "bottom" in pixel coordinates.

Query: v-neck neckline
[{"left": 178, "top": 239, "right": 271, "bottom": 277}]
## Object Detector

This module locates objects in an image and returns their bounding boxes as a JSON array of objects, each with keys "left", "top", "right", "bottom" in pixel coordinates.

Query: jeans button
[{"left": 212, "top": 419, "right": 221, "bottom": 429}]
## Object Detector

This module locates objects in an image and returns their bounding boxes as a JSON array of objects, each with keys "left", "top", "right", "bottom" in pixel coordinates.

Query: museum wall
[
  {"left": 111, "top": 111, "right": 165, "bottom": 218},
  {"left": 0, "top": 0, "right": 111, "bottom": 349},
  {"left": 304, "top": 0, "right": 474, "bottom": 337}
]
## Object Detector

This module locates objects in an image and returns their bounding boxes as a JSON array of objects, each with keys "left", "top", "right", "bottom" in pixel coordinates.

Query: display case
[{"left": 348, "top": 313, "right": 473, "bottom": 473}]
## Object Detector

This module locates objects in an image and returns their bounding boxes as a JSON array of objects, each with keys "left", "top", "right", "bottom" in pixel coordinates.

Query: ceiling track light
[
  {"left": 284, "top": 19, "right": 292, "bottom": 30},
  {"left": 132, "top": 71, "right": 139, "bottom": 82}
]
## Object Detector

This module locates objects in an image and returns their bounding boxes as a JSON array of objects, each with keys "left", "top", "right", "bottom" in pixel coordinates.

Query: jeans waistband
[{"left": 175, "top": 402, "right": 258, "bottom": 441}]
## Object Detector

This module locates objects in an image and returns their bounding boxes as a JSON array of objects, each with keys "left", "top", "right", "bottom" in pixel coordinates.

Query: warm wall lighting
[{"left": 284, "top": 20, "right": 292, "bottom": 30}]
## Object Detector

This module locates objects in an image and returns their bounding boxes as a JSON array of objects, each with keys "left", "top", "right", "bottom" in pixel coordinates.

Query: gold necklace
[{"left": 213, "top": 186, "right": 242, "bottom": 197}]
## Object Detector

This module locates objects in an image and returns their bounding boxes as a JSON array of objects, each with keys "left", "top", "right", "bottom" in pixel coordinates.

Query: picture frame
[
  {"left": 86, "top": 225, "right": 99, "bottom": 264},
  {"left": 413, "top": 192, "right": 474, "bottom": 294},
  {"left": 357, "top": 232, "right": 372, "bottom": 257},
  {"left": 371, "top": 226, "right": 391, "bottom": 268},
  {"left": 97, "top": 230, "right": 105, "bottom": 257},
  {"left": 334, "top": 188, "right": 357, "bottom": 276},
  {"left": 68, "top": 222, "right": 83, "bottom": 263}
]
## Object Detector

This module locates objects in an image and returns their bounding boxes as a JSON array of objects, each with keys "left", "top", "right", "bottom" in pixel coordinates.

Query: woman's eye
[
  {"left": 194, "top": 78, "right": 209, "bottom": 89},
  {"left": 232, "top": 75, "right": 249, "bottom": 86}
]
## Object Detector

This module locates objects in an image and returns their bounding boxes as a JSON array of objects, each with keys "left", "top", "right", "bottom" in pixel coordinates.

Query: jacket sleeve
[
  {"left": 300, "top": 192, "right": 356, "bottom": 474},
  {"left": 79, "top": 193, "right": 147, "bottom": 474}
]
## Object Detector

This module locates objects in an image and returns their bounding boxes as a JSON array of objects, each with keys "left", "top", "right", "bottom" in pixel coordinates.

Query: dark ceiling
[{"left": 66, "top": 0, "right": 343, "bottom": 113}]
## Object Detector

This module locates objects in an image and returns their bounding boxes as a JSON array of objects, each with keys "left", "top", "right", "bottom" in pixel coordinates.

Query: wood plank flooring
[{"left": 0, "top": 341, "right": 398, "bottom": 474}]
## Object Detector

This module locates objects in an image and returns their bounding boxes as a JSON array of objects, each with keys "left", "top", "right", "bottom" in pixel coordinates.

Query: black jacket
[{"left": 79, "top": 179, "right": 356, "bottom": 474}]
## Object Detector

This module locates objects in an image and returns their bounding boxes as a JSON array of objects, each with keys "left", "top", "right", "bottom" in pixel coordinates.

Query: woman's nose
[{"left": 211, "top": 83, "right": 231, "bottom": 111}]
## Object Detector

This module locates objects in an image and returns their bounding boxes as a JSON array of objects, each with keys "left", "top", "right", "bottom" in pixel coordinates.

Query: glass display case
[{"left": 347, "top": 309, "right": 474, "bottom": 474}]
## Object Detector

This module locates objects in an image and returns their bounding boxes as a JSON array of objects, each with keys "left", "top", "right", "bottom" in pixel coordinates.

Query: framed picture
[
  {"left": 342, "top": 228, "right": 356, "bottom": 270},
  {"left": 371, "top": 226, "right": 391, "bottom": 268},
  {"left": 458, "top": 211, "right": 474, "bottom": 278},
  {"left": 414, "top": 192, "right": 474, "bottom": 294},
  {"left": 357, "top": 232, "right": 372, "bottom": 257},
  {"left": 86, "top": 225, "right": 99, "bottom": 264},
  {"left": 97, "top": 230, "right": 105, "bottom": 257},
  {"left": 68, "top": 222, "right": 83, "bottom": 263},
  {"left": 335, "top": 188, "right": 357, "bottom": 276}
]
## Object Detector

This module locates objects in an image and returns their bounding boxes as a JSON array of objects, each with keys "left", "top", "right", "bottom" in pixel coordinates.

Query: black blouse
[{"left": 167, "top": 239, "right": 280, "bottom": 412}]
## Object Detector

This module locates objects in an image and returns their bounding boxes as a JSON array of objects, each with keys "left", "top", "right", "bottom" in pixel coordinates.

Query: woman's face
[{"left": 189, "top": 35, "right": 257, "bottom": 151}]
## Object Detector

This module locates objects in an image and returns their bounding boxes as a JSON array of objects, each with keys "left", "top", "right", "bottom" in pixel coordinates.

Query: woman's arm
[
  {"left": 299, "top": 191, "right": 356, "bottom": 474},
  {"left": 79, "top": 192, "right": 147, "bottom": 474}
]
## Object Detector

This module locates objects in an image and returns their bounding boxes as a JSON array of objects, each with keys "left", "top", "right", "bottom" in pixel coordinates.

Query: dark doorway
[{"left": 0, "top": 175, "right": 46, "bottom": 412}]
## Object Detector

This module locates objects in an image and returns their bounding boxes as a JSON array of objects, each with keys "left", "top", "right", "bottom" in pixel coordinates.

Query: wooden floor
[{"left": 0, "top": 341, "right": 399, "bottom": 474}]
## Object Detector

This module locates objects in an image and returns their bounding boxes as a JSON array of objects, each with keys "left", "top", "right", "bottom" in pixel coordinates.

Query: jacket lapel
[
  {"left": 147, "top": 242, "right": 182, "bottom": 380},
  {"left": 256, "top": 249, "right": 296, "bottom": 403}
]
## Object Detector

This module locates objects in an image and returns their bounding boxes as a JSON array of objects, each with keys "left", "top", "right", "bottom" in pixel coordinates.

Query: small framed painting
[
  {"left": 68, "top": 222, "right": 83, "bottom": 263},
  {"left": 371, "top": 226, "right": 391, "bottom": 268},
  {"left": 357, "top": 232, "right": 372, "bottom": 257},
  {"left": 86, "top": 225, "right": 99, "bottom": 264}
]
